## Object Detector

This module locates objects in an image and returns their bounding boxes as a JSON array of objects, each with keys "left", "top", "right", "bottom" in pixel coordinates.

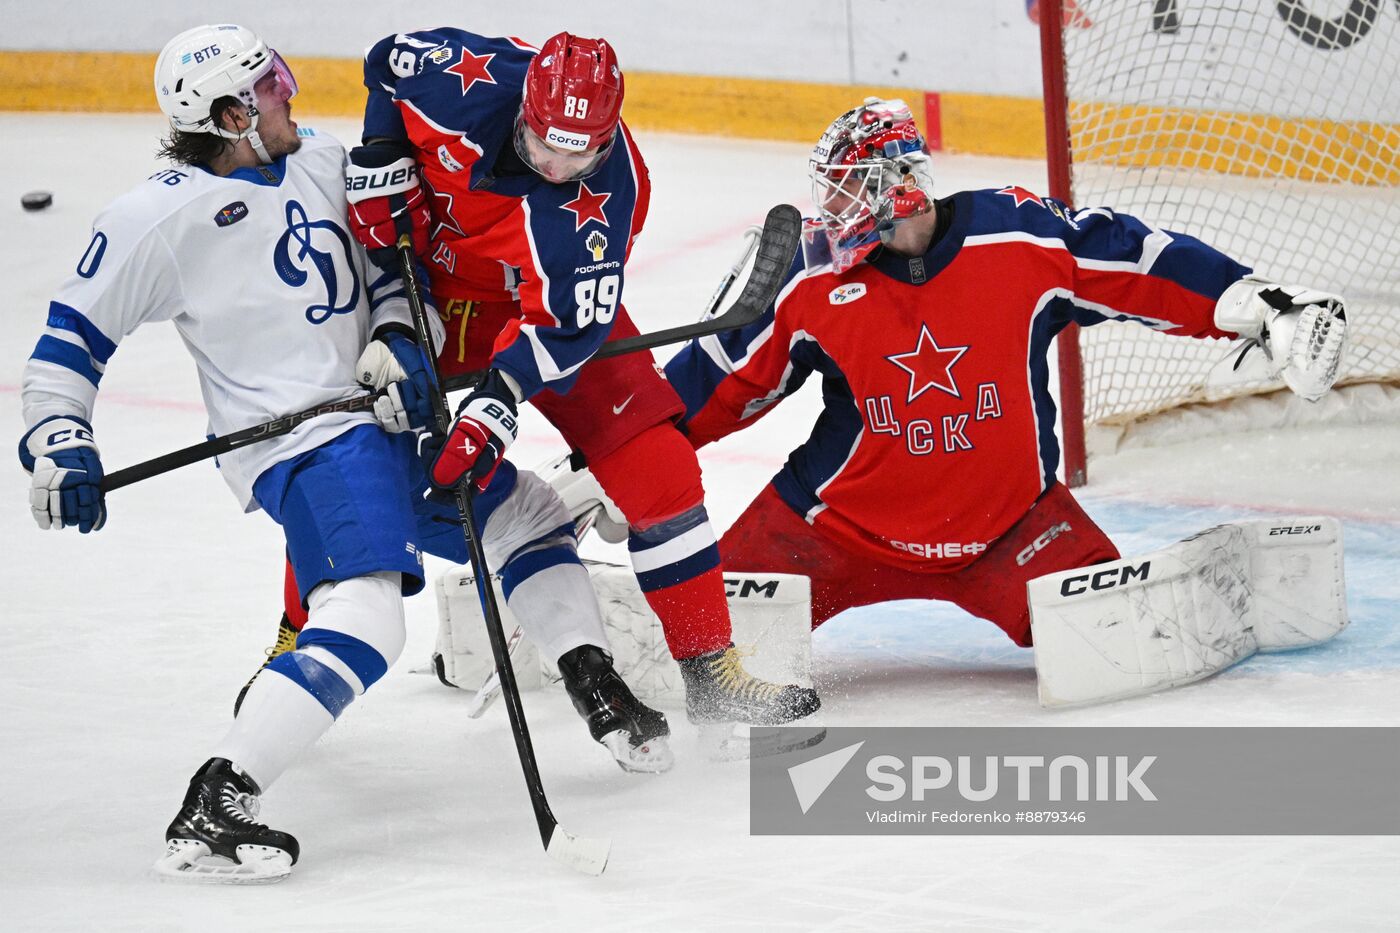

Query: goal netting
[{"left": 1043, "top": 0, "right": 1400, "bottom": 463}]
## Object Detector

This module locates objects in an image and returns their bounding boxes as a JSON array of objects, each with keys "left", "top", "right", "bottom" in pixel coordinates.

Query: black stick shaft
[
  {"left": 99, "top": 203, "right": 800, "bottom": 493},
  {"left": 398, "top": 239, "right": 562, "bottom": 849}
]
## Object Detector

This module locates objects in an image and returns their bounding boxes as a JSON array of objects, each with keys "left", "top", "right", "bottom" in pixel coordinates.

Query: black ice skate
[
  {"left": 233, "top": 613, "right": 298, "bottom": 716},
  {"left": 557, "top": 645, "right": 674, "bottom": 774},
  {"left": 677, "top": 645, "right": 825, "bottom": 761},
  {"left": 153, "top": 758, "right": 299, "bottom": 884}
]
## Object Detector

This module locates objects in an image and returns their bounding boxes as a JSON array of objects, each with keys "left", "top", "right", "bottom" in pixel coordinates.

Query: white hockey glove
[
  {"left": 355, "top": 328, "right": 437, "bottom": 433},
  {"left": 1214, "top": 276, "right": 1348, "bottom": 402},
  {"left": 19, "top": 415, "right": 107, "bottom": 533}
]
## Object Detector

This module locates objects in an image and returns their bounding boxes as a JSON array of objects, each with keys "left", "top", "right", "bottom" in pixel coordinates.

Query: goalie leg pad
[
  {"left": 1028, "top": 516, "right": 1347, "bottom": 708},
  {"left": 435, "top": 561, "right": 814, "bottom": 706}
]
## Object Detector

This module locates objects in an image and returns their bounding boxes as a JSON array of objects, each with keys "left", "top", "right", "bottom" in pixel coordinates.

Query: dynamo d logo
[{"left": 273, "top": 200, "right": 361, "bottom": 324}]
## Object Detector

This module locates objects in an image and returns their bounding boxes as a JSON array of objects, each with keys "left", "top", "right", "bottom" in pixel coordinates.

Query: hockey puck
[{"left": 21, "top": 191, "right": 53, "bottom": 212}]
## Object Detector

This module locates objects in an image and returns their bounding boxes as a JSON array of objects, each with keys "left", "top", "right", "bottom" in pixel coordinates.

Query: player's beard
[
  {"left": 259, "top": 107, "right": 302, "bottom": 161},
  {"left": 270, "top": 132, "right": 303, "bottom": 160}
]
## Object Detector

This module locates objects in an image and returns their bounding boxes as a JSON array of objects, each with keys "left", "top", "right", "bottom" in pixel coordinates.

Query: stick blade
[{"left": 546, "top": 826, "right": 612, "bottom": 876}]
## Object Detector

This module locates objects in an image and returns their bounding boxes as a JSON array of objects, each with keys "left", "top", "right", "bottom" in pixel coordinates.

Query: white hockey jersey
[{"left": 21, "top": 130, "right": 441, "bottom": 511}]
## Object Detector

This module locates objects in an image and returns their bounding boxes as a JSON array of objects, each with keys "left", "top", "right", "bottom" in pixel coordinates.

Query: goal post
[{"left": 1040, "top": 0, "right": 1400, "bottom": 484}]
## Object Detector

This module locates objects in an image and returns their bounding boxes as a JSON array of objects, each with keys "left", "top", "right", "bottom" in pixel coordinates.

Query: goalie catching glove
[
  {"left": 355, "top": 326, "right": 437, "bottom": 433},
  {"left": 1215, "top": 275, "right": 1347, "bottom": 402},
  {"left": 427, "top": 370, "right": 521, "bottom": 492}
]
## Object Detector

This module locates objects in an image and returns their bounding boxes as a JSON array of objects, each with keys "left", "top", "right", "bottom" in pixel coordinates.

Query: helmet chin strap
[
  {"left": 212, "top": 105, "right": 274, "bottom": 164},
  {"left": 245, "top": 128, "right": 274, "bottom": 164}
]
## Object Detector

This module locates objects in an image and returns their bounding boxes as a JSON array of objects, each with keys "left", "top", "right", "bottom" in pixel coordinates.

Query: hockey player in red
[
  {"left": 665, "top": 98, "right": 1348, "bottom": 647},
  {"left": 334, "top": 28, "right": 820, "bottom": 729}
]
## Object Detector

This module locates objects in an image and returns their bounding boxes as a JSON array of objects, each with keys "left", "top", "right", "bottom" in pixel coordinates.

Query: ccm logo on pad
[
  {"left": 1058, "top": 561, "right": 1151, "bottom": 597},
  {"left": 723, "top": 578, "right": 780, "bottom": 599}
]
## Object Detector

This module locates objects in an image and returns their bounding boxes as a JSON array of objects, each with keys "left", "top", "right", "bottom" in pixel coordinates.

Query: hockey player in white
[{"left": 18, "top": 25, "right": 668, "bottom": 885}]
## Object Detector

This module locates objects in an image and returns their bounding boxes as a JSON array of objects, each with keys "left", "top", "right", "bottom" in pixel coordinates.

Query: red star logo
[
  {"left": 445, "top": 47, "right": 497, "bottom": 95},
  {"left": 886, "top": 324, "right": 969, "bottom": 402},
  {"left": 560, "top": 182, "right": 611, "bottom": 232},
  {"left": 428, "top": 184, "right": 466, "bottom": 240},
  {"left": 996, "top": 185, "right": 1045, "bottom": 209}
]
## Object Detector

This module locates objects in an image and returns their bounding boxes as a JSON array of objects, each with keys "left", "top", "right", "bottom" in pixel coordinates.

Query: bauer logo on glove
[{"left": 428, "top": 372, "right": 520, "bottom": 492}]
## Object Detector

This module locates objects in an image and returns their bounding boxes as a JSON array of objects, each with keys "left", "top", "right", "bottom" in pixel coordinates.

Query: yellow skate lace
[
  {"left": 263, "top": 617, "right": 298, "bottom": 662},
  {"left": 708, "top": 646, "right": 784, "bottom": 703}
]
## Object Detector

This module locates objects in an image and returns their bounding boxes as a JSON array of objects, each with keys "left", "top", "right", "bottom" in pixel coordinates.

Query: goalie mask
[
  {"left": 808, "top": 98, "right": 936, "bottom": 273},
  {"left": 154, "top": 24, "right": 298, "bottom": 164}
]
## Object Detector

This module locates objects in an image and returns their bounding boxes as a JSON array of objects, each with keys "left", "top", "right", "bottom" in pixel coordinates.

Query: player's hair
[{"left": 155, "top": 96, "right": 241, "bottom": 166}]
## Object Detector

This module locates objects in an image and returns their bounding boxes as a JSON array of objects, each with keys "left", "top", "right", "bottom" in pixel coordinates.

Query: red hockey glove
[
  {"left": 346, "top": 140, "right": 432, "bottom": 269},
  {"left": 428, "top": 373, "right": 519, "bottom": 492}
]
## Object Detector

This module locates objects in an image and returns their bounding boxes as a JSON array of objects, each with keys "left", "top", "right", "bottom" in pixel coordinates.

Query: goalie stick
[
  {"left": 99, "top": 203, "right": 801, "bottom": 494},
  {"left": 398, "top": 236, "right": 611, "bottom": 876}
]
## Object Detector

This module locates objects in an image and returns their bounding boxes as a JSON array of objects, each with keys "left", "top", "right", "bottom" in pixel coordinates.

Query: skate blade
[
  {"left": 601, "top": 730, "right": 675, "bottom": 774},
  {"left": 696, "top": 719, "right": 828, "bottom": 762},
  {"left": 152, "top": 839, "right": 293, "bottom": 885}
]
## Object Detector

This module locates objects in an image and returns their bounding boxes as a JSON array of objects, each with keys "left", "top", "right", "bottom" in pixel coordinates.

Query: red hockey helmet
[{"left": 515, "top": 32, "right": 623, "bottom": 182}]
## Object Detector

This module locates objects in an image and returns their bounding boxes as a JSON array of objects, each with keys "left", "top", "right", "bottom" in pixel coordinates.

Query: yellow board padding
[
  {"left": 1, "top": 51, "right": 155, "bottom": 112},
  {"left": 0, "top": 51, "right": 369, "bottom": 117},
  {"left": 620, "top": 72, "right": 926, "bottom": 146},
  {"left": 1070, "top": 103, "right": 1400, "bottom": 187},
  {"left": 2, "top": 50, "right": 1396, "bottom": 186},
  {"left": 939, "top": 92, "right": 1047, "bottom": 160}
]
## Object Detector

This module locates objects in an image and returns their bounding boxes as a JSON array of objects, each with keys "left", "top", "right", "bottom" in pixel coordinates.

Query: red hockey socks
[
  {"left": 283, "top": 557, "right": 308, "bottom": 631},
  {"left": 590, "top": 424, "right": 733, "bottom": 659}
]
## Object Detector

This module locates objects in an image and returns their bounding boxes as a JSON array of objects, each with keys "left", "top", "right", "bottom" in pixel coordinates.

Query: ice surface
[{"left": 2, "top": 114, "right": 1396, "bottom": 932}]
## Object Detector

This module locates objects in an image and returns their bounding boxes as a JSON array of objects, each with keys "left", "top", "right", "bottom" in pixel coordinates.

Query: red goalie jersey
[{"left": 665, "top": 186, "right": 1250, "bottom": 571}]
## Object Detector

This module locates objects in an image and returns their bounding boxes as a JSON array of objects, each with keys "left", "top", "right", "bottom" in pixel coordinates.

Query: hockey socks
[
  {"left": 590, "top": 424, "right": 734, "bottom": 658},
  {"left": 217, "top": 572, "right": 405, "bottom": 789},
  {"left": 639, "top": 564, "right": 732, "bottom": 659}
]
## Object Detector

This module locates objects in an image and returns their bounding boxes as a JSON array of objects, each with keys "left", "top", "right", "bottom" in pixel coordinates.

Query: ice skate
[
  {"left": 678, "top": 645, "right": 824, "bottom": 760},
  {"left": 154, "top": 758, "right": 299, "bottom": 884},
  {"left": 233, "top": 613, "right": 298, "bottom": 716},
  {"left": 558, "top": 645, "right": 674, "bottom": 774}
]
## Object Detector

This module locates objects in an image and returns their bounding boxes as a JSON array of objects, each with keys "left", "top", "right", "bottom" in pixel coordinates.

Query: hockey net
[{"left": 1042, "top": 0, "right": 1400, "bottom": 473}]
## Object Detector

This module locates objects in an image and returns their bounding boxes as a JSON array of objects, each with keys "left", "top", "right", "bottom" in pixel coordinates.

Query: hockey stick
[
  {"left": 463, "top": 503, "right": 602, "bottom": 719},
  {"left": 700, "top": 224, "right": 762, "bottom": 323},
  {"left": 398, "top": 237, "right": 611, "bottom": 876},
  {"left": 460, "top": 230, "right": 764, "bottom": 716},
  {"left": 98, "top": 203, "right": 801, "bottom": 494}
]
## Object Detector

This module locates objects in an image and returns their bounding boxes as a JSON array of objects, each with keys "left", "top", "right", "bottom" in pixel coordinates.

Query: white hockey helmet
[{"left": 154, "top": 25, "right": 297, "bottom": 161}]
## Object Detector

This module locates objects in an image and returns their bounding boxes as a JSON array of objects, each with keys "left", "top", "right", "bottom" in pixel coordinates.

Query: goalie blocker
[{"left": 1029, "top": 516, "right": 1347, "bottom": 708}]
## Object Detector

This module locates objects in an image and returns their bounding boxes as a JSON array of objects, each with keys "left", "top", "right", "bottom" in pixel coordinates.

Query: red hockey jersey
[
  {"left": 362, "top": 29, "right": 651, "bottom": 399},
  {"left": 665, "top": 187, "right": 1249, "bottom": 570}
]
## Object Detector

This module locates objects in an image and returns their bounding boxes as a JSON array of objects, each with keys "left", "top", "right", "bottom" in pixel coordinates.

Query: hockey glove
[
  {"left": 19, "top": 415, "right": 106, "bottom": 533},
  {"left": 1215, "top": 276, "right": 1348, "bottom": 402},
  {"left": 355, "top": 326, "right": 437, "bottom": 433},
  {"left": 346, "top": 140, "right": 432, "bottom": 269},
  {"left": 427, "top": 371, "right": 519, "bottom": 492}
]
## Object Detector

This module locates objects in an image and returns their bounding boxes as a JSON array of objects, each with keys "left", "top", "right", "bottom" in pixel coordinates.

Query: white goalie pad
[
  {"left": 432, "top": 572, "right": 543, "bottom": 692},
  {"left": 434, "top": 561, "right": 813, "bottom": 703},
  {"left": 1028, "top": 516, "right": 1347, "bottom": 709}
]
